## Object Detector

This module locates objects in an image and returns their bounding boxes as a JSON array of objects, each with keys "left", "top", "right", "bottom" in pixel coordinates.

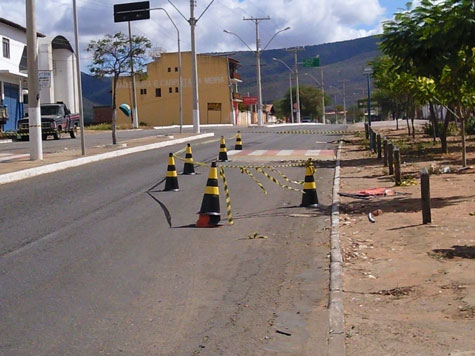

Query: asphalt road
[{"left": 0, "top": 125, "right": 344, "bottom": 355}]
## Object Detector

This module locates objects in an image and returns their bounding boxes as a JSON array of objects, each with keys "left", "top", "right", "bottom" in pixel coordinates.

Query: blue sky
[{"left": 0, "top": 0, "right": 419, "bottom": 63}]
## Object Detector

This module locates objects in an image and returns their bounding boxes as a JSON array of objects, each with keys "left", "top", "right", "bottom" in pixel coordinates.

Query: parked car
[{"left": 17, "top": 102, "right": 79, "bottom": 140}]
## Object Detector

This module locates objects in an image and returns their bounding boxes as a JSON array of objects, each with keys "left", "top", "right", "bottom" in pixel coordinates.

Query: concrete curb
[
  {"left": 0, "top": 133, "right": 214, "bottom": 185},
  {"left": 328, "top": 141, "right": 345, "bottom": 356}
]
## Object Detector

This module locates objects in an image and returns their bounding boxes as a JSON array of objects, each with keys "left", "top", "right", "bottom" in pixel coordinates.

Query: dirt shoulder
[{"left": 339, "top": 128, "right": 475, "bottom": 355}]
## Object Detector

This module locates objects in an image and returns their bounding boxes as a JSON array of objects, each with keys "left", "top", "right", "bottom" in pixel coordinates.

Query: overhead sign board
[
  {"left": 243, "top": 96, "right": 258, "bottom": 105},
  {"left": 358, "top": 99, "right": 379, "bottom": 108},
  {"left": 114, "top": 1, "right": 150, "bottom": 23},
  {"left": 303, "top": 57, "right": 320, "bottom": 67}
]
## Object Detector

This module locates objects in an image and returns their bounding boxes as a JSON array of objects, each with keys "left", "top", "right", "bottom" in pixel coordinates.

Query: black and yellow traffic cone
[
  {"left": 218, "top": 136, "right": 228, "bottom": 161},
  {"left": 196, "top": 162, "right": 221, "bottom": 227},
  {"left": 164, "top": 153, "right": 179, "bottom": 191},
  {"left": 183, "top": 143, "right": 196, "bottom": 175},
  {"left": 235, "top": 131, "right": 243, "bottom": 150},
  {"left": 300, "top": 163, "right": 319, "bottom": 207}
]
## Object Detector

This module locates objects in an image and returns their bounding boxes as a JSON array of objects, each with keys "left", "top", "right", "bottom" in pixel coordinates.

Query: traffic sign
[
  {"left": 303, "top": 57, "right": 320, "bottom": 67},
  {"left": 358, "top": 99, "right": 379, "bottom": 108},
  {"left": 243, "top": 96, "right": 258, "bottom": 105},
  {"left": 114, "top": 1, "right": 150, "bottom": 23}
]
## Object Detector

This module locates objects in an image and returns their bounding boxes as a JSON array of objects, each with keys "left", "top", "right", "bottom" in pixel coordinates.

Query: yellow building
[{"left": 115, "top": 52, "right": 243, "bottom": 127}]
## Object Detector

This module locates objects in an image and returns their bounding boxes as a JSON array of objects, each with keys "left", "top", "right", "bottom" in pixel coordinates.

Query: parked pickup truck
[{"left": 17, "top": 102, "right": 79, "bottom": 140}]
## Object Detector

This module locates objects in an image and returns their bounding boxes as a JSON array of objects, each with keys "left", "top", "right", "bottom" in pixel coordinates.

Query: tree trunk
[
  {"left": 406, "top": 115, "right": 411, "bottom": 136},
  {"left": 411, "top": 115, "right": 415, "bottom": 139},
  {"left": 440, "top": 110, "right": 451, "bottom": 154},
  {"left": 429, "top": 102, "right": 439, "bottom": 141},
  {"left": 112, "top": 76, "right": 118, "bottom": 145},
  {"left": 460, "top": 107, "right": 466, "bottom": 167}
]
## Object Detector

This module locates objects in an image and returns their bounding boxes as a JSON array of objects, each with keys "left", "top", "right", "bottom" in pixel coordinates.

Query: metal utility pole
[
  {"left": 26, "top": 0, "right": 43, "bottom": 160},
  {"left": 73, "top": 0, "right": 86, "bottom": 155},
  {"left": 272, "top": 57, "right": 294, "bottom": 123},
  {"left": 339, "top": 79, "right": 349, "bottom": 124},
  {"left": 151, "top": 7, "right": 182, "bottom": 133},
  {"left": 169, "top": 0, "right": 215, "bottom": 134},
  {"left": 289, "top": 72, "right": 294, "bottom": 123},
  {"left": 287, "top": 47, "right": 304, "bottom": 123},
  {"left": 128, "top": 21, "right": 139, "bottom": 129},
  {"left": 243, "top": 16, "right": 270, "bottom": 127},
  {"left": 321, "top": 67, "right": 326, "bottom": 124}
]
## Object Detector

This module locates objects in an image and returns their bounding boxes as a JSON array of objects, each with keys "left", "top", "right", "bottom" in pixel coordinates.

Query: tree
[
  {"left": 380, "top": 0, "right": 475, "bottom": 160},
  {"left": 87, "top": 32, "right": 151, "bottom": 144},
  {"left": 278, "top": 85, "right": 327, "bottom": 122}
]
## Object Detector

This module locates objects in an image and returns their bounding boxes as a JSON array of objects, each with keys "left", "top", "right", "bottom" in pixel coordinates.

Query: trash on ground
[
  {"left": 370, "top": 286, "right": 415, "bottom": 297},
  {"left": 247, "top": 232, "right": 268, "bottom": 239},
  {"left": 400, "top": 178, "right": 418, "bottom": 186},
  {"left": 275, "top": 329, "right": 292, "bottom": 336},
  {"left": 339, "top": 187, "right": 395, "bottom": 199},
  {"left": 368, "top": 212, "right": 376, "bottom": 223}
]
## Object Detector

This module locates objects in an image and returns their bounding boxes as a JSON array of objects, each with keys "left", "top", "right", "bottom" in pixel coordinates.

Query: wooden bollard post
[
  {"left": 394, "top": 147, "right": 402, "bottom": 185},
  {"left": 372, "top": 131, "right": 377, "bottom": 153},
  {"left": 364, "top": 123, "right": 369, "bottom": 139},
  {"left": 388, "top": 141, "right": 394, "bottom": 175},
  {"left": 421, "top": 167, "right": 431, "bottom": 224},
  {"left": 377, "top": 134, "right": 382, "bottom": 159},
  {"left": 369, "top": 129, "right": 374, "bottom": 151},
  {"left": 383, "top": 138, "right": 388, "bottom": 167}
]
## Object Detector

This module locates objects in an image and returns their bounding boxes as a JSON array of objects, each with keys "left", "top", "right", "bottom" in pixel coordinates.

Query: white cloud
[{"left": 1, "top": 0, "right": 391, "bottom": 68}]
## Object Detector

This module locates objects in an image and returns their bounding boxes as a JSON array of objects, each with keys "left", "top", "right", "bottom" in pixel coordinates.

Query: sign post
[{"left": 114, "top": 1, "right": 150, "bottom": 129}]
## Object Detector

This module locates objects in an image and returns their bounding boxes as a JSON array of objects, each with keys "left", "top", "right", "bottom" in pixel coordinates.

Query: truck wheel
[
  {"left": 53, "top": 132, "right": 61, "bottom": 140},
  {"left": 70, "top": 126, "right": 77, "bottom": 139}
]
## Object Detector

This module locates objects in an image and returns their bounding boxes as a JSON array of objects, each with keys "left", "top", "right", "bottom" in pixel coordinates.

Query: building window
[
  {"left": 2, "top": 38, "right": 10, "bottom": 58},
  {"left": 140, "top": 88, "right": 147, "bottom": 95},
  {"left": 168, "top": 67, "right": 171, "bottom": 72},
  {"left": 169, "top": 87, "right": 172, "bottom": 93},
  {"left": 155, "top": 88, "right": 161, "bottom": 97},
  {"left": 175, "top": 87, "right": 179, "bottom": 93},
  {"left": 175, "top": 67, "right": 178, "bottom": 72}
]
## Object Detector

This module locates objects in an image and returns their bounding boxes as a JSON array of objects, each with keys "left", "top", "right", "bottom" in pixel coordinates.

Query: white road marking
[
  {"left": 305, "top": 150, "right": 321, "bottom": 156},
  {"left": 276, "top": 150, "right": 293, "bottom": 156},
  {"left": 248, "top": 150, "right": 267, "bottom": 156}
]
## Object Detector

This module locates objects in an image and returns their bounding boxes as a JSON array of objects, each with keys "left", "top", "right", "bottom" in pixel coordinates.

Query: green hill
[
  {"left": 81, "top": 35, "right": 381, "bottom": 118},
  {"left": 230, "top": 35, "right": 381, "bottom": 107}
]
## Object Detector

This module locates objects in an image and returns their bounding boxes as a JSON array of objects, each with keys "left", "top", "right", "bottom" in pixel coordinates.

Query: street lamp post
[
  {"left": 287, "top": 47, "right": 304, "bottom": 123},
  {"left": 364, "top": 67, "right": 373, "bottom": 148},
  {"left": 169, "top": 0, "right": 215, "bottom": 134},
  {"left": 26, "top": 0, "right": 43, "bottom": 160},
  {"left": 304, "top": 72, "right": 326, "bottom": 124},
  {"left": 151, "top": 8, "right": 182, "bottom": 133},
  {"left": 225, "top": 25, "right": 290, "bottom": 126},
  {"left": 273, "top": 58, "right": 294, "bottom": 123},
  {"left": 72, "top": 0, "right": 86, "bottom": 155}
]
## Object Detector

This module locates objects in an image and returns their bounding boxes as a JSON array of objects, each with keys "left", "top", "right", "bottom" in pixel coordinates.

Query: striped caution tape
[
  {"left": 246, "top": 129, "right": 358, "bottom": 135},
  {"left": 172, "top": 153, "right": 210, "bottom": 167},
  {"left": 268, "top": 166, "right": 304, "bottom": 185},
  {"left": 222, "top": 162, "right": 307, "bottom": 169},
  {"left": 255, "top": 167, "right": 303, "bottom": 193},
  {"left": 240, "top": 167, "right": 267, "bottom": 195},
  {"left": 219, "top": 166, "right": 234, "bottom": 225}
]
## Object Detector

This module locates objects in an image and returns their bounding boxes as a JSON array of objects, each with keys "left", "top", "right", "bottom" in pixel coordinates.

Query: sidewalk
[
  {"left": 339, "top": 129, "right": 474, "bottom": 355},
  {"left": 0, "top": 132, "right": 214, "bottom": 184}
]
